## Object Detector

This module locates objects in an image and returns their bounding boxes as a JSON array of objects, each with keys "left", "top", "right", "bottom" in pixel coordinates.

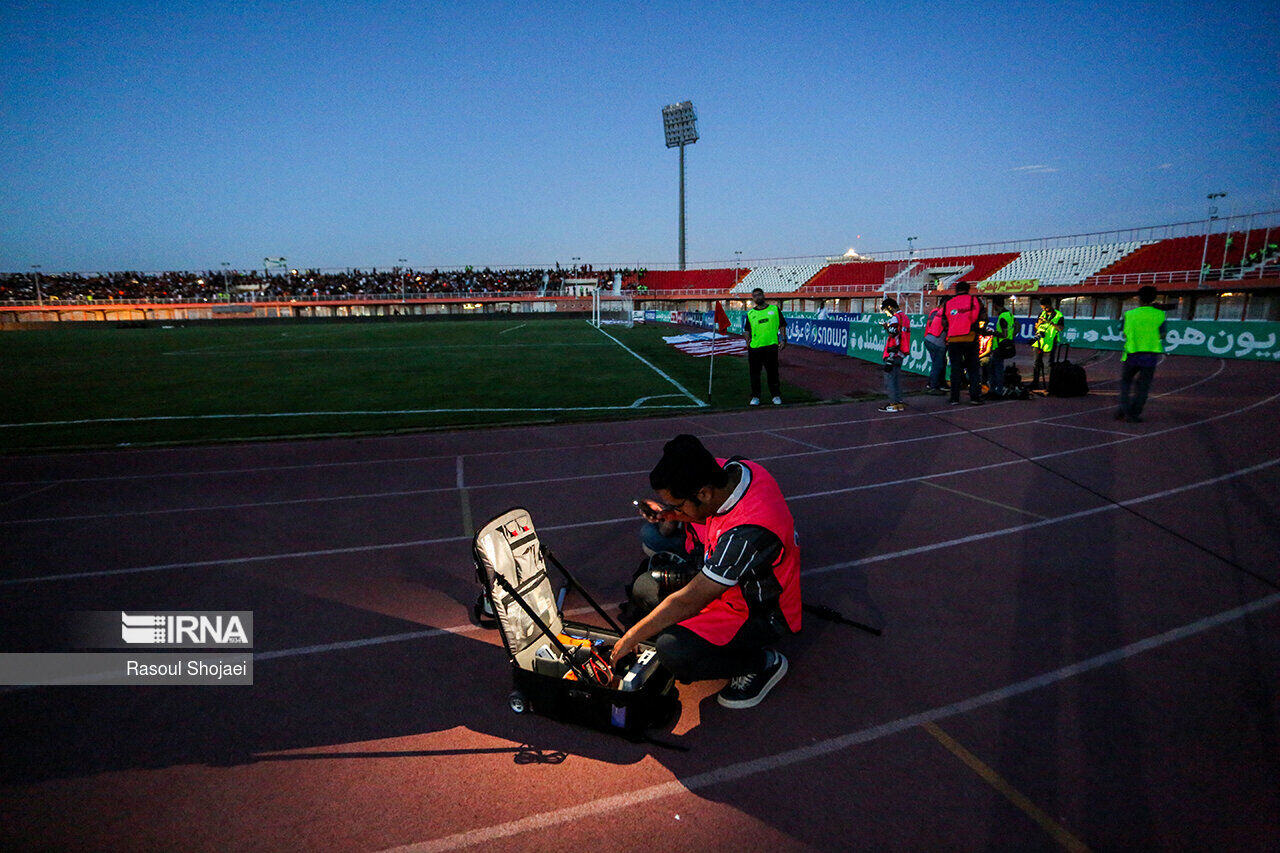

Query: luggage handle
[{"left": 542, "top": 546, "right": 627, "bottom": 635}]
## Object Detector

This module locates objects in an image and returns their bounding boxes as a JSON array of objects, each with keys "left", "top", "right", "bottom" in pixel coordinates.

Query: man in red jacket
[
  {"left": 944, "top": 281, "right": 987, "bottom": 405},
  {"left": 878, "top": 296, "right": 910, "bottom": 412},
  {"left": 612, "top": 434, "right": 802, "bottom": 709},
  {"left": 923, "top": 297, "right": 948, "bottom": 393}
]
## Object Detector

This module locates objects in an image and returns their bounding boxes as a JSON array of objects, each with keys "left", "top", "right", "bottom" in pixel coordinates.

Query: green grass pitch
[{"left": 0, "top": 319, "right": 816, "bottom": 452}]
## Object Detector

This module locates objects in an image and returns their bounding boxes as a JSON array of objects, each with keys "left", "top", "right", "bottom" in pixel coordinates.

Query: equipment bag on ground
[
  {"left": 1048, "top": 343, "right": 1089, "bottom": 397},
  {"left": 473, "top": 507, "right": 679, "bottom": 738}
]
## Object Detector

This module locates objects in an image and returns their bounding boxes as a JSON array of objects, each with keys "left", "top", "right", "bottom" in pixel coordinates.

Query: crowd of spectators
[{"left": 0, "top": 264, "right": 633, "bottom": 304}]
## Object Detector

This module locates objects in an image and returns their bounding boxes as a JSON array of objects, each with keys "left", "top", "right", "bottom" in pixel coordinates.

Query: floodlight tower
[
  {"left": 1199, "top": 192, "right": 1227, "bottom": 287},
  {"left": 662, "top": 101, "right": 699, "bottom": 270}
]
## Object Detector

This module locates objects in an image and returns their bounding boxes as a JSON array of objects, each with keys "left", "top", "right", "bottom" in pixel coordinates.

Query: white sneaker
[
  {"left": 749, "top": 397, "right": 761, "bottom": 406},
  {"left": 771, "top": 396, "right": 782, "bottom": 405}
]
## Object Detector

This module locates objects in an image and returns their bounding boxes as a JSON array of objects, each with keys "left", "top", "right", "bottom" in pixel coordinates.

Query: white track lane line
[
  {"left": 1, "top": 364, "right": 1258, "bottom": 527},
  {"left": 377, "top": 590, "right": 1280, "bottom": 853},
  {"left": 6, "top": 390, "right": 1278, "bottom": 582}
]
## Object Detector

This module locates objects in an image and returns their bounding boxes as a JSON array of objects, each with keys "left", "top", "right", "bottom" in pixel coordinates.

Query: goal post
[{"left": 592, "top": 288, "right": 634, "bottom": 328}]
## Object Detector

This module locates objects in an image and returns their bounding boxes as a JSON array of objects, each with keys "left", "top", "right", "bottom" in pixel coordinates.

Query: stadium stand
[
  {"left": 1086, "top": 228, "right": 1279, "bottom": 284},
  {"left": 0, "top": 266, "right": 622, "bottom": 304},
  {"left": 633, "top": 268, "right": 740, "bottom": 292},
  {"left": 986, "top": 242, "right": 1149, "bottom": 286},
  {"left": 4, "top": 214, "right": 1276, "bottom": 306},
  {"left": 926, "top": 252, "right": 1021, "bottom": 283},
  {"left": 798, "top": 252, "right": 1021, "bottom": 292},
  {"left": 803, "top": 260, "right": 894, "bottom": 290},
  {"left": 733, "top": 264, "right": 823, "bottom": 293}
]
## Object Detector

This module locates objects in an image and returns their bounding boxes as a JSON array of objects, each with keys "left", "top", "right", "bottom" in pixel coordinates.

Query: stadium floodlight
[
  {"left": 1199, "top": 192, "right": 1227, "bottom": 287},
  {"left": 662, "top": 101, "right": 699, "bottom": 148},
  {"left": 662, "top": 101, "right": 699, "bottom": 270}
]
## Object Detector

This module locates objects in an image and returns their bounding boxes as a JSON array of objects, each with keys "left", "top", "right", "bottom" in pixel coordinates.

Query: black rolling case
[
  {"left": 1048, "top": 343, "right": 1089, "bottom": 397},
  {"left": 472, "top": 507, "right": 679, "bottom": 738}
]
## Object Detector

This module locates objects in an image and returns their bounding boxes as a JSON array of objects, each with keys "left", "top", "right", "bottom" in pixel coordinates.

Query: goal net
[{"left": 591, "top": 289, "right": 634, "bottom": 328}]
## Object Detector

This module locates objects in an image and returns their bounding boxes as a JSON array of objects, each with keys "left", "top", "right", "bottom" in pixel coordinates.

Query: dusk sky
[{"left": 2, "top": 0, "right": 1277, "bottom": 273}]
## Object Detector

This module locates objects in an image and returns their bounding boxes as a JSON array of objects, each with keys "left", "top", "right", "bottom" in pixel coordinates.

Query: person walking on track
[{"left": 1116, "top": 285, "right": 1166, "bottom": 423}]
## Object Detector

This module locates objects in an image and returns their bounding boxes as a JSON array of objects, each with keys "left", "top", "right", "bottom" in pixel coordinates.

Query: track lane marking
[
  {"left": 6, "top": 455, "right": 1276, "bottom": 598},
  {"left": 763, "top": 429, "right": 828, "bottom": 451},
  {"left": 1042, "top": 421, "right": 1136, "bottom": 437},
  {"left": 376, "top": 591, "right": 1280, "bottom": 852},
  {"left": 922, "top": 722, "right": 1091, "bottom": 852},
  {"left": 6, "top": 379, "right": 1273, "bottom": 526},
  {"left": 456, "top": 456, "right": 473, "bottom": 538},
  {"left": 920, "top": 480, "right": 1048, "bottom": 519}
]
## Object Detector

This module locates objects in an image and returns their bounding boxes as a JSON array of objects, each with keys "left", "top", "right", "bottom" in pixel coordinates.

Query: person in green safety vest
[
  {"left": 742, "top": 287, "right": 787, "bottom": 405},
  {"left": 1116, "top": 285, "right": 1167, "bottom": 423},
  {"left": 1031, "top": 297, "right": 1064, "bottom": 390},
  {"left": 988, "top": 295, "right": 1017, "bottom": 397}
]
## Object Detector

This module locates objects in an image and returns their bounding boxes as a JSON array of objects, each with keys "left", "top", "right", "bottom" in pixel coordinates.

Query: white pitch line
[
  {"left": 4, "top": 365, "right": 1270, "bottom": 537},
  {"left": 379, "top": 590, "right": 1280, "bottom": 853},
  {"left": 590, "top": 322, "right": 707, "bottom": 408},
  {"left": 0, "top": 403, "right": 705, "bottom": 430},
  {"left": 0, "top": 357, "right": 1231, "bottom": 488},
  {"left": 162, "top": 340, "right": 609, "bottom": 356}
]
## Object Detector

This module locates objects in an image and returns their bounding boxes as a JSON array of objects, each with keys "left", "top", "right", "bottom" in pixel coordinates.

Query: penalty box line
[
  {"left": 0, "top": 403, "right": 705, "bottom": 430},
  {"left": 589, "top": 322, "right": 707, "bottom": 408}
]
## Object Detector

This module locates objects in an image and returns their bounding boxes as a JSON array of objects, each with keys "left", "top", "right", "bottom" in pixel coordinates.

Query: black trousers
[
  {"left": 654, "top": 620, "right": 781, "bottom": 682},
  {"left": 947, "top": 340, "right": 981, "bottom": 402},
  {"left": 1119, "top": 360, "right": 1157, "bottom": 417},
  {"left": 1032, "top": 343, "right": 1055, "bottom": 388},
  {"left": 747, "top": 344, "right": 781, "bottom": 398}
]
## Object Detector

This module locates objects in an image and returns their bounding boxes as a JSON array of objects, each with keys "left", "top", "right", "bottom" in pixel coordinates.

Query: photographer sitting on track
[{"left": 611, "top": 434, "right": 802, "bottom": 709}]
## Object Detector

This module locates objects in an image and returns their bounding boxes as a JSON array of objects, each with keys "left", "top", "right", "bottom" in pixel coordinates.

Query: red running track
[{"left": 1, "top": 349, "right": 1278, "bottom": 851}]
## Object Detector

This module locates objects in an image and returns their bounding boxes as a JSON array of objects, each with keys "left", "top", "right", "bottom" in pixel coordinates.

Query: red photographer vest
[
  {"left": 945, "top": 293, "right": 982, "bottom": 340},
  {"left": 925, "top": 307, "right": 946, "bottom": 338},
  {"left": 681, "top": 459, "right": 803, "bottom": 645},
  {"left": 883, "top": 311, "right": 910, "bottom": 358}
]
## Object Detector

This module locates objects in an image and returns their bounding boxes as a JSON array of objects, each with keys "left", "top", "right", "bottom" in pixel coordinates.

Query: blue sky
[{"left": 2, "top": 0, "right": 1277, "bottom": 272}]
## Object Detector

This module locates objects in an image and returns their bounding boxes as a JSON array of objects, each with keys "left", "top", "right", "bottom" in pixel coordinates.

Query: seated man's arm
[{"left": 611, "top": 573, "right": 726, "bottom": 663}]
